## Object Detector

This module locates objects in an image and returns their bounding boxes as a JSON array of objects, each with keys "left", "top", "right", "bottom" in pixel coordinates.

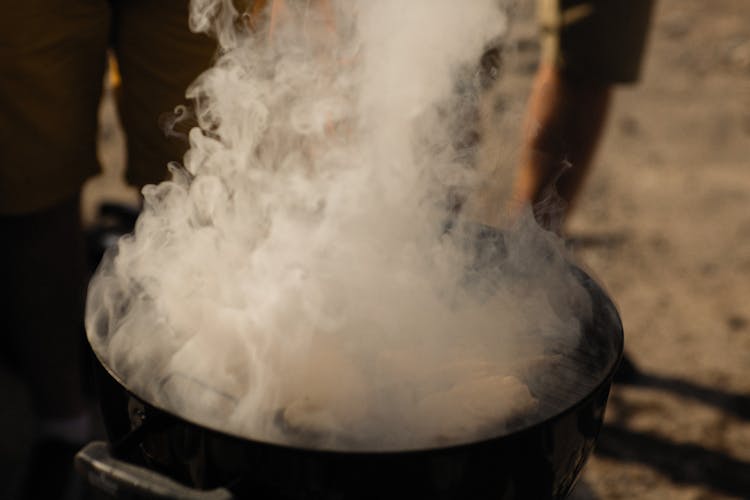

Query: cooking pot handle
[{"left": 75, "top": 441, "right": 234, "bottom": 500}]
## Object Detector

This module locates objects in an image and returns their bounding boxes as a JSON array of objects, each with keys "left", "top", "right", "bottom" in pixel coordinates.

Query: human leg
[
  {"left": 511, "top": 0, "right": 654, "bottom": 226},
  {"left": 0, "top": 2, "right": 110, "bottom": 495},
  {"left": 0, "top": 196, "right": 90, "bottom": 420},
  {"left": 0, "top": 194, "right": 97, "bottom": 500},
  {"left": 511, "top": 64, "right": 611, "bottom": 217},
  {"left": 0, "top": 0, "right": 109, "bottom": 419}
]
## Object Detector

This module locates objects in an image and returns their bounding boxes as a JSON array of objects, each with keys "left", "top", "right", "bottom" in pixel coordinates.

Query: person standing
[
  {"left": 512, "top": 0, "right": 655, "bottom": 224},
  {"left": 0, "top": 2, "right": 216, "bottom": 498}
]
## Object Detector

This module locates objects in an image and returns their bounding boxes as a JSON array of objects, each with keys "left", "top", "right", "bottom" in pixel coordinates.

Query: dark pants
[{"left": 0, "top": 196, "right": 88, "bottom": 418}]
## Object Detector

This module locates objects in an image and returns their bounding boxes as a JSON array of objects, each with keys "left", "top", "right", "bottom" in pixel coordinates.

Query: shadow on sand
[
  {"left": 620, "top": 370, "right": 750, "bottom": 421},
  {"left": 596, "top": 424, "right": 750, "bottom": 498},
  {"left": 592, "top": 366, "right": 750, "bottom": 498}
]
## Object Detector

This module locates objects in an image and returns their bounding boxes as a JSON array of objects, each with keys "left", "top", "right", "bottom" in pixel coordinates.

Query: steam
[{"left": 86, "top": 0, "right": 595, "bottom": 451}]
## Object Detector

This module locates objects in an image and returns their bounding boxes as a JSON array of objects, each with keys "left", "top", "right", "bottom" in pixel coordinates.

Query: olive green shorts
[
  {"left": 537, "top": 0, "right": 655, "bottom": 83},
  {"left": 0, "top": 1, "right": 216, "bottom": 214}
]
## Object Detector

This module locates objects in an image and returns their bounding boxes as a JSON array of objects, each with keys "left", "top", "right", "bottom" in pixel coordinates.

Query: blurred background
[{"left": 2, "top": 0, "right": 749, "bottom": 498}]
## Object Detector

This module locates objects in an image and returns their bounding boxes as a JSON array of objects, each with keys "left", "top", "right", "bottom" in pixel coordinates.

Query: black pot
[{"left": 77, "top": 229, "right": 623, "bottom": 500}]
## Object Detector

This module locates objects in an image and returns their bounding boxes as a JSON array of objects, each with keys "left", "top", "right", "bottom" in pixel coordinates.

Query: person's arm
[{"left": 511, "top": 64, "right": 612, "bottom": 216}]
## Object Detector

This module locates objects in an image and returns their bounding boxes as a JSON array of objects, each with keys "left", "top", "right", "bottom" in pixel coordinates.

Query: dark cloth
[
  {"left": 537, "top": 0, "right": 656, "bottom": 83},
  {"left": 0, "top": 196, "right": 87, "bottom": 417},
  {"left": 0, "top": 0, "right": 216, "bottom": 214}
]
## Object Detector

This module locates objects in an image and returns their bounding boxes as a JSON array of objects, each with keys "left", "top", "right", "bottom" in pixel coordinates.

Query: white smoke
[{"left": 86, "top": 0, "right": 595, "bottom": 451}]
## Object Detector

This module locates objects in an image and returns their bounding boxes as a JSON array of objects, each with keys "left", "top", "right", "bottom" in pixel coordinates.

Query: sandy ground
[
  {"left": 1, "top": 0, "right": 748, "bottom": 498},
  {"left": 499, "top": 1, "right": 750, "bottom": 498}
]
